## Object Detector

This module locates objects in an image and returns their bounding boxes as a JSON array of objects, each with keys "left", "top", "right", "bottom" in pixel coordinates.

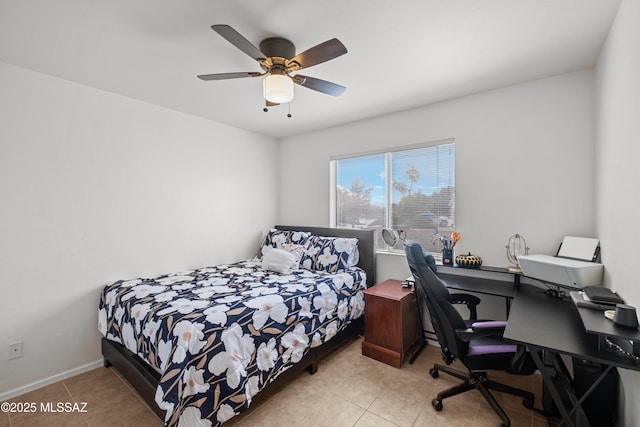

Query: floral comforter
[{"left": 98, "top": 259, "right": 366, "bottom": 426}]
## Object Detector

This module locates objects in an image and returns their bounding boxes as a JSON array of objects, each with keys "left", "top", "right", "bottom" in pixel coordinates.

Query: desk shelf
[{"left": 570, "top": 291, "right": 640, "bottom": 344}]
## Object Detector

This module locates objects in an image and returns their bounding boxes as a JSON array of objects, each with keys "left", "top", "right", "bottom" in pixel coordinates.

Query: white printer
[{"left": 517, "top": 236, "right": 603, "bottom": 289}]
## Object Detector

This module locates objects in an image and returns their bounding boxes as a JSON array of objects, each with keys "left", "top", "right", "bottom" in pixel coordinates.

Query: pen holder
[{"left": 442, "top": 249, "right": 453, "bottom": 266}]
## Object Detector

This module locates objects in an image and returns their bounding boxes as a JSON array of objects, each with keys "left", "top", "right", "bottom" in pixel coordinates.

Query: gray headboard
[{"left": 275, "top": 225, "right": 377, "bottom": 287}]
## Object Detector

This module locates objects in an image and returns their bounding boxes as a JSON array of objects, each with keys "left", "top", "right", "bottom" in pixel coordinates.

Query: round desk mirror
[{"left": 382, "top": 228, "right": 406, "bottom": 248}]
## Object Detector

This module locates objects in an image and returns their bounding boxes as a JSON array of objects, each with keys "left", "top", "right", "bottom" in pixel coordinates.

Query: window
[{"left": 331, "top": 139, "right": 455, "bottom": 255}]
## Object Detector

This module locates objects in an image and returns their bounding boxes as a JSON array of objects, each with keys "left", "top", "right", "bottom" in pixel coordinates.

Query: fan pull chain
[{"left": 261, "top": 101, "right": 292, "bottom": 118}]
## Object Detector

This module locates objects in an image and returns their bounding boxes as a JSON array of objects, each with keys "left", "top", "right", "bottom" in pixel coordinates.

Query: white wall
[
  {"left": 280, "top": 70, "right": 596, "bottom": 280},
  {"left": 0, "top": 61, "right": 279, "bottom": 396},
  {"left": 595, "top": 0, "right": 640, "bottom": 424}
]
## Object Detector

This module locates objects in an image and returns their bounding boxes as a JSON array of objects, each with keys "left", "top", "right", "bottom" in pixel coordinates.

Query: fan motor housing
[{"left": 259, "top": 37, "right": 295, "bottom": 60}]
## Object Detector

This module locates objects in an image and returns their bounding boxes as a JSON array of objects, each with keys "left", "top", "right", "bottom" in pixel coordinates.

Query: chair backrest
[
  {"left": 404, "top": 241, "right": 437, "bottom": 273},
  {"left": 405, "top": 242, "right": 470, "bottom": 362}
]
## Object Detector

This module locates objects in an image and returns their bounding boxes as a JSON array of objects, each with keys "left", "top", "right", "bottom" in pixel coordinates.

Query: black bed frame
[{"left": 102, "top": 225, "right": 376, "bottom": 420}]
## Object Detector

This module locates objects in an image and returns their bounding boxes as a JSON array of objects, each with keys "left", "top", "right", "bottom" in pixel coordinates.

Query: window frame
[{"left": 330, "top": 138, "right": 455, "bottom": 254}]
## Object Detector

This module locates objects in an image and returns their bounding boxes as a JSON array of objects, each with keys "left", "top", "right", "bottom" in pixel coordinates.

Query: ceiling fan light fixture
[
  {"left": 263, "top": 73, "right": 294, "bottom": 103},
  {"left": 199, "top": 26, "right": 347, "bottom": 103}
]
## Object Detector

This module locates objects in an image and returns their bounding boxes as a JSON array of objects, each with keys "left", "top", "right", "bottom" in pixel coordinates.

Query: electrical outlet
[{"left": 9, "top": 342, "right": 23, "bottom": 360}]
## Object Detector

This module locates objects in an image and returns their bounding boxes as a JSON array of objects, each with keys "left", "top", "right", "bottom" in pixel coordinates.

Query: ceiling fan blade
[
  {"left": 211, "top": 24, "right": 266, "bottom": 61},
  {"left": 287, "top": 38, "right": 347, "bottom": 70},
  {"left": 197, "top": 72, "right": 262, "bottom": 81},
  {"left": 292, "top": 75, "right": 346, "bottom": 96}
]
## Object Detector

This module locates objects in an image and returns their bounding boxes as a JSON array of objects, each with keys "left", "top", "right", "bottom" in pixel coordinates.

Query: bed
[{"left": 98, "top": 225, "right": 376, "bottom": 426}]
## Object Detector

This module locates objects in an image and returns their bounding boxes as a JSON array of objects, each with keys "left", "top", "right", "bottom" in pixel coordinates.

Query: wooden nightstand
[{"left": 362, "top": 279, "right": 423, "bottom": 368}]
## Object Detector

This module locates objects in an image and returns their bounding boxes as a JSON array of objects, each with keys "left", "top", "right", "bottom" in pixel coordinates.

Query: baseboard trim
[{"left": 0, "top": 359, "right": 103, "bottom": 401}]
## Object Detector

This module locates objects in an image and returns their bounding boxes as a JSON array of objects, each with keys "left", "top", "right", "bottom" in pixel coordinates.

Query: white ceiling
[{"left": 0, "top": 0, "right": 621, "bottom": 138}]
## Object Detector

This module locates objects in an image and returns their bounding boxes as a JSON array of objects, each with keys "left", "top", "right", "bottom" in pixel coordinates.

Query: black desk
[
  {"left": 504, "top": 284, "right": 640, "bottom": 426},
  {"left": 438, "top": 272, "right": 515, "bottom": 316}
]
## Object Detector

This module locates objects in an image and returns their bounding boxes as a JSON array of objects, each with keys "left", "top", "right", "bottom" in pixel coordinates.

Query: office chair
[
  {"left": 405, "top": 241, "right": 482, "bottom": 364},
  {"left": 405, "top": 242, "right": 536, "bottom": 427},
  {"left": 405, "top": 241, "right": 481, "bottom": 323}
]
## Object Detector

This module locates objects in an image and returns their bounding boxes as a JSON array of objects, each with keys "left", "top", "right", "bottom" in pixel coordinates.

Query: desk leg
[
  {"left": 530, "top": 349, "right": 580, "bottom": 427},
  {"left": 549, "top": 353, "right": 592, "bottom": 426}
]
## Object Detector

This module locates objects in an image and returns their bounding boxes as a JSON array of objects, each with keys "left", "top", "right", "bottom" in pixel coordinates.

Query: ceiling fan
[{"left": 197, "top": 25, "right": 347, "bottom": 107}]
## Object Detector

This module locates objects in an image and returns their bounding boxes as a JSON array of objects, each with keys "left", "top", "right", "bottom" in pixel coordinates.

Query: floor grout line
[
  {"left": 62, "top": 381, "right": 90, "bottom": 427},
  {"left": 108, "top": 367, "right": 161, "bottom": 420}
]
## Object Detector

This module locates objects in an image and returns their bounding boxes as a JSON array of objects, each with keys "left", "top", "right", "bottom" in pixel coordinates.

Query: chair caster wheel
[
  {"left": 429, "top": 368, "right": 439, "bottom": 378},
  {"left": 432, "top": 398, "right": 443, "bottom": 411}
]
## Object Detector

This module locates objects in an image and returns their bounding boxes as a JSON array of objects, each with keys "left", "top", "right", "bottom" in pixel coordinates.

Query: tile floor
[{"left": 1, "top": 339, "right": 548, "bottom": 427}]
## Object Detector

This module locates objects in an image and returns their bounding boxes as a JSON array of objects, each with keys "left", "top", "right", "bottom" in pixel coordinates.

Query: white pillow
[{"left": 262, "top": 248, "right": 298, "bottom": 274}]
